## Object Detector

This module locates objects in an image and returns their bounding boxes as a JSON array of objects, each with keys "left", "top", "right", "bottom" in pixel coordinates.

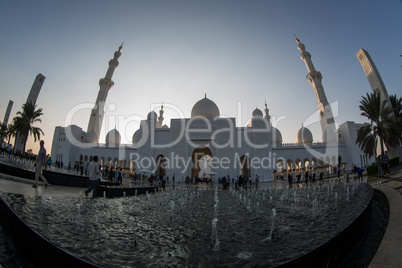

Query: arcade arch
[
  {"left": 155, "top": 155, "right": 167, "bottom": 177},
  {"left": 240, "top": 155, "right": 251, "bottom": 178},
  {"left": 191, "top": 147, "right": 212, "bottom": 178}
]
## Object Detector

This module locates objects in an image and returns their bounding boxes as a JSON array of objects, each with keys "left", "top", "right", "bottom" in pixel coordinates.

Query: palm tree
[
  {"left": 13, "top": 101, "right": 44, "bottom": 153},
  {"left": 0, "top": 122, "right": 6, "bottom": 143},
  {"left": 389, "top": 94, "right": 402, "bottom": 118},
  {"left": 356, "top": 91, "right": 400, "bottom": 158},
  {"left": 389, "top": 94, "right": 402, "bottom": 145},
  {"left": 6, "top": 120, "right": 18, "bottom": 144}
]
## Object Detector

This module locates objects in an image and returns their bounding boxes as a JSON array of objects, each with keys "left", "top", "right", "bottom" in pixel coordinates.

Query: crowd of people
[{"left": 1, "top": 138, "right": 395, "bottom": 197}]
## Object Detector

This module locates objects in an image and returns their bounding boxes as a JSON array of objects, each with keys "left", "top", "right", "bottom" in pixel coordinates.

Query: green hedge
[
  {"left": 390, "top": 157, "right": 399, "bottom": 167},
  {"left": 366, "top": 157, "right": 399, "bottom": 176},
  {"left": 366, "top": 164, "right": 378, "bottom": 176}
]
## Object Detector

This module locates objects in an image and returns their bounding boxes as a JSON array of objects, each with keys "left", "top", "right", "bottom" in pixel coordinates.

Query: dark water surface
[{"left": 0, "top": 182, "right": 376, "bottom": 267}]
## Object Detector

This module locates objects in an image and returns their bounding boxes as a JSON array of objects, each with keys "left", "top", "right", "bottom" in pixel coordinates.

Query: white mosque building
[{"left": 51, "top": 38, "right": 373, "bottom": 181}]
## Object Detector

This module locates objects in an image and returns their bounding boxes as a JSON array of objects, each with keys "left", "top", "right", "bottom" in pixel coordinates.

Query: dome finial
[
  {"left": 119, "top": 42, "right": 124, "bottom": 52},
  {"left": 204, "top": 93, "right": 207, "bottom": 99},
  {"left": 265, "top": 100, "right": 267, "bottom": 109},
  {"left": 295, "top": 34, "right": 300, "bottom": 44}
]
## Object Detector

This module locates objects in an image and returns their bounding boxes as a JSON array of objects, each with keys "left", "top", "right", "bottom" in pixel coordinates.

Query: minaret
[
  {"left": 1, "top": 100, "right": 13, "bottom": 142},
  {"left": 158, "top": 103, "right": 164, "bottom": 126},
  {"left": 264, "top": 101, "right": 271, "bottom": 121},
  {"left": 356, "top": 48, "right": 392, "bottom": 109},
  {"left": 87, "top": 44, "right": 123, "bottom": 140},
  {"left": 14, "top": 74, "right": 46, "bottom": 152},
  {"left": 295, "top": 36, "right": 336, "bottom": 142},
  {"left": 2, "top": 100, "right": 14, "bottom": 128}
]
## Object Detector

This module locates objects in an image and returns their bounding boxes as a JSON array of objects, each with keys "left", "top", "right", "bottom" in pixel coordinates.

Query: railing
[{"left": 280, "top": 142, "right": 327, "bottom": 147}]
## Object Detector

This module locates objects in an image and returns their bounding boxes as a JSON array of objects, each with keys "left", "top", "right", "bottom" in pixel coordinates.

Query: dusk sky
[{"left": 0, "top": 0, "right": 401, "bottom": 154}]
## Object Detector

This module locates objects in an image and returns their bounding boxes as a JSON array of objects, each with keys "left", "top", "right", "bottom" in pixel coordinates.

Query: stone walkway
[{"left": 367, "top": 164, "right": 402, "bottom": 268}]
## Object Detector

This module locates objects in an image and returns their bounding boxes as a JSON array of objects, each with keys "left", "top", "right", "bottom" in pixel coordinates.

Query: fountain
[{"left": 0, "top": 181, "right": 373, "bottom": 267}]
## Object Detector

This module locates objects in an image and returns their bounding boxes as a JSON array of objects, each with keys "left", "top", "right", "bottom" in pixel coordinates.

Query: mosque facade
[{"left": 50, "top": 39, "right": 373, "bottom": 181}]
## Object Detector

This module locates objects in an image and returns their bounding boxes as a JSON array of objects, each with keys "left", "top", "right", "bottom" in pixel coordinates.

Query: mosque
[{"left": 50, "top": 38, "right": 373, "bottom": 181}]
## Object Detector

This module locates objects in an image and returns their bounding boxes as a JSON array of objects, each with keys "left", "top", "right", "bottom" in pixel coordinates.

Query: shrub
[
  {"left": 366, "top": 164, "right": 378, "bottom": 176},
  {"left": 390, "top": 157, "right": 399, "bottom": 167}
]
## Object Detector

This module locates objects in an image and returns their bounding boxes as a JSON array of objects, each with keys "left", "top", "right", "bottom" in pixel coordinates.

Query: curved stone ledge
[
  {"left": 0, "top": 196, "right": 98, "bottom": 267},
  {"left": 278, "top": 185, "right": 373, "bottom": 267}
]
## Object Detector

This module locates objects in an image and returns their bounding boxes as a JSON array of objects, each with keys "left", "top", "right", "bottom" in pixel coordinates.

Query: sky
[{"left": 0, "top": 0, "right": 401, "bottom": 154}]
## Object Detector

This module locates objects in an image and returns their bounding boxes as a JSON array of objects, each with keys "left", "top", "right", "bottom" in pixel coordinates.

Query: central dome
[{"left": 191, "top": 96, "right": 220, "bottom": 118}]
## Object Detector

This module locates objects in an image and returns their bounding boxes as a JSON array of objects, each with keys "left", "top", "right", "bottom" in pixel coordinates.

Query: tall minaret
[
  {"left": 296, "top": 36, "right": 336, "bottom": 142},
  {"left": 1, "top": 100, "right": 13, "bottom": 143},
  {"left": 264, "top": 101, "right": 271, "bottom": 122},
  {"left": 14, "top": 74, "right": 46, "bottom": 152},
  {"left": 356, "top": 48, "right": 392, "bottom": 109},
  {"left": 158, "top": 103, "right": 164, "bottom": 126},
  {"left": 87, "top": 44, "right": 123, "bottom": 140},
  {"left": 2, "top": 100, "right": 14, "bottom": 128}
]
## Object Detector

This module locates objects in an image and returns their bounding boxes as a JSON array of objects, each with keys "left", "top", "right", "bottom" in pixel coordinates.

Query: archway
[
  {"left": 286, "top": 159, "right": 293, "bottom": 172},
  {"left": 295, "top": 159, "right": 302, "bottom": 171},
  {"left": 129, "top": 160, "right": 135, "bottom": 174},
  {"left": 113, "top": 158, "right": 119, "bottom": 169},
  {"left": 155, "top": 155, "right": 167, "bottom": 177},
  {"left": 240, "top": 155, "right": 251, "bottom": 178},
  {"left": 191, "top": 147, "right": 212, "bottom": 178},
  {"left": 304, "top": 158, "right": 310, "bottom": 170}
]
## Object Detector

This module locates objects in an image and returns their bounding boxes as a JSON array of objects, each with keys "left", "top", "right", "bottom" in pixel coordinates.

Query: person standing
[
  {"left": 377, "top": 155, "right": 383, "bottom": 177},
  {"left": 115, "top": 168, "right": 122, "bottom": 185},
  {"left": 6, "top": 143, "right": 12, "bottom": 158},
  {"left": 287, "top": 173, "right": 293, "bottom": 187},
  {"left": 85, "top": 156, "right": 100, "bottom": 198},
  {"left": 304, "top": 171, "right": 309, "bottom": 184},
  {"left": 33, "top": 140, "right": 48, "bottom": 188},
  {"left": 383, "top": 151, "right": 389, "bottom": 179},
  {"left": 357, "top": 167, "right": 364, "bottom": 181},
  {"left": 47, "top": 157, "right": 52, "bottom": 170}
]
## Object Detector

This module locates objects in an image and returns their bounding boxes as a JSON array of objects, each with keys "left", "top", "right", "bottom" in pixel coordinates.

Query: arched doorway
[
  {"left": 198, "top": 155, "right": 212, "bottom": 178},
  {"left": 240, "top": 155, "right": 250, "bottom": 178},
  {"left": 191, "top": 147, "right": 212, "bottom": 178},
  {"left": 155, "top": 155, "right": 167, "bottom": 177}
]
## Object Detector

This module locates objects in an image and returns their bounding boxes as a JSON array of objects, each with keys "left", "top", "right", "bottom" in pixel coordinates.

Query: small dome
[
  {"left": 86, "top": 130, "right": 98, "bottom": 143},
  {"left": 252, "top": 108, "right": 263, "bottom": 118},
  {"left": 296, "top": 126, "right": 313, "bottom": 145},
  {"left": 271, "top": 127, "right": 283, "bottom": 145},
  {"left": 132, "top": 129, "right": 142, "bottom": 144},
  {"left": 191, "top": 96, "right": 220, "bottom": 118},
  {"left": 162, "top": 124, "right": 169, "bottom": 128},
  {"left": 106, "top": 128, "right": 121, "bottom": 145},
  {"left": 147, "top": 111, "right": 158, "bottom": 120}
]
